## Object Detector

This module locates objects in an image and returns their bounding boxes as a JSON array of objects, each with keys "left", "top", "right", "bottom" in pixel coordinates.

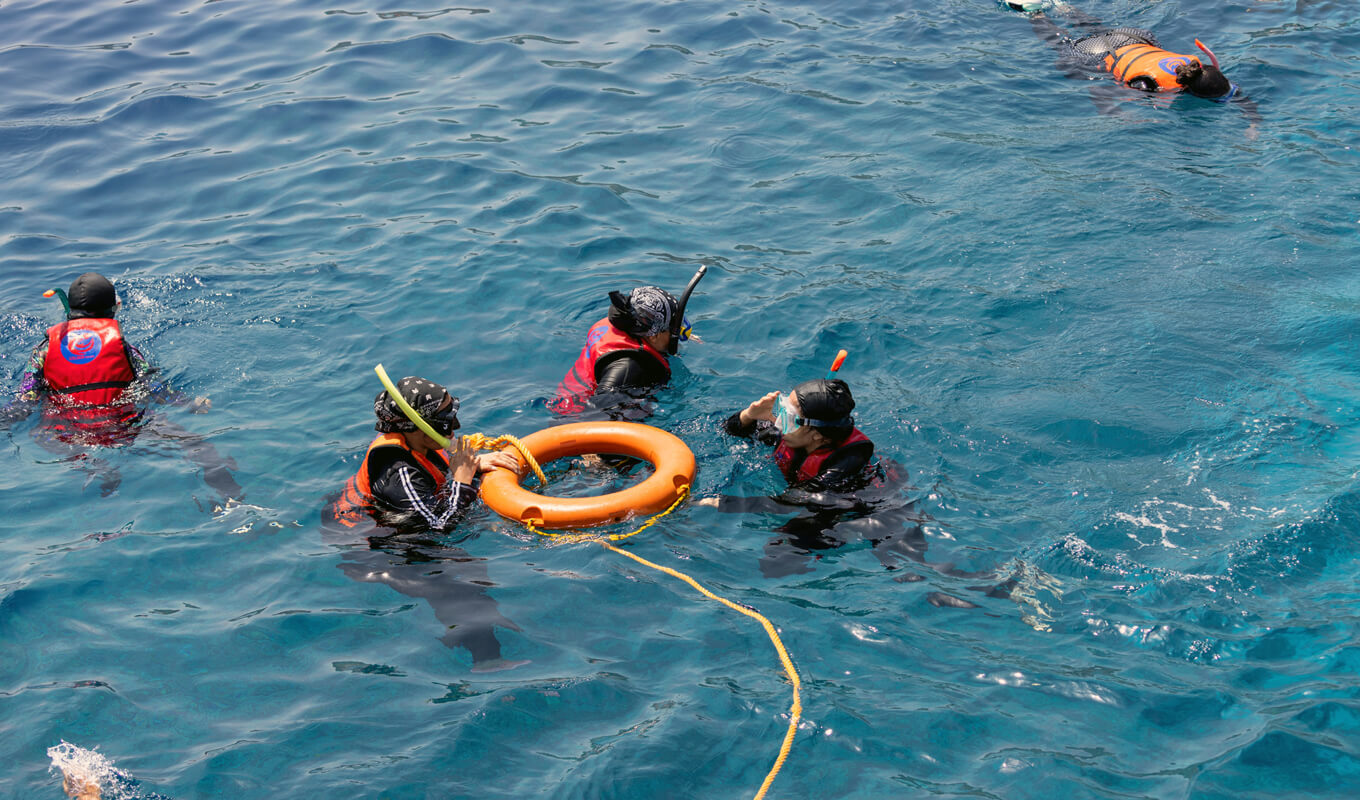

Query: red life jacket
[
  {"left": 1104, "top": 43, "right": 1200, "bottom": 92},
  {"left": 774, "top": 427, "right": 873, "bottom": 484},
  {"left": 330, "top": 433, "right": 450, "bottom": 528},
  {"left": 550, "top": 317, "right": 670, "bottom": 413},
  {"left": 41, "top": 318, "right": 140, "bottom": 431}
]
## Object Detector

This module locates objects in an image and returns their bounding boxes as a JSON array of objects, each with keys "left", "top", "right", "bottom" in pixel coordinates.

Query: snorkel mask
[
  {"left": 427, "top": 397, "right": 461, "bottom": 437},
  {"left": 774, "top": 392, "right": 797, "bottom": 435},
  {"left": 668, "top": 264, "right": 707, "bottom": 355}
]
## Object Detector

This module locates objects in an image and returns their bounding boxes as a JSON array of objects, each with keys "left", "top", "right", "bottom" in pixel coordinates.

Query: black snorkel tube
[{"left": 668, "top": 264, "right": 707, "bottom": 355}]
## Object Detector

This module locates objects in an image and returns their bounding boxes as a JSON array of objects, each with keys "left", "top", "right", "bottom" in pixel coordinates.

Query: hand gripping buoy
[{"left": 479, "top": 421, "right": 696, "bottom": 529}]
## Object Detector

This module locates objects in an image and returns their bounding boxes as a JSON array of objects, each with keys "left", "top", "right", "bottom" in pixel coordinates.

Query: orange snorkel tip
[{"left": 826, "top": 349, "right": 848, "bottom": 379}]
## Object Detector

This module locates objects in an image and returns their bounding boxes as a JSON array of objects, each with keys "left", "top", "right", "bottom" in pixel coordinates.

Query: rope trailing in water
[
  {"left": 597, "top": 538, "right": 803, "bottom": 800},
  {"left": 374, "top": 363, "right": 803, "bottom": 799}
]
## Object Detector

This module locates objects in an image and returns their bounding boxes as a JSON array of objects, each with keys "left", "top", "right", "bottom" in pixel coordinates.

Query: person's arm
[
  {"left": 0, "top": 342, "right": 47, "bottom": 429},
  {"left": 126, "top": 343, "right": 211, "bottom": 411},
  {"left": 594, "top": 351, "right": 663, "bottom": 394},
  {"left": 368, "top": 450, "right": 478, "bottom": 532},
  {"left": 1233, "top": 94, "right": 1262, "bottom": 141}
]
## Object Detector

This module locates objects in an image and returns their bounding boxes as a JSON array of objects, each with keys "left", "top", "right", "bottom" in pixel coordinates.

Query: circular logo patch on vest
[
  {"left": 1159, "top": 56, "right": 1191, "bottom": 74},
  {"left": 61, "top": 329, "right": 104, "bottom": 364}
]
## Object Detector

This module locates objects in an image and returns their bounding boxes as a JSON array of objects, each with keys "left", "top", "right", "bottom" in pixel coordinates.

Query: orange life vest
[
  {"left": 550, "top": 318, "right": 670, "bottom": 414},
  {"left": 1104, "top": 44, "right": 1200, "bottom": 92},
  {"left": 41, "top": 318, "right": 140, "bottom": 431},
  {"left": 774, "top": 427, "right": 873, "bottom": 484},
  {"left": 330, "top": 433, "right": 450, "bottom": 528}
]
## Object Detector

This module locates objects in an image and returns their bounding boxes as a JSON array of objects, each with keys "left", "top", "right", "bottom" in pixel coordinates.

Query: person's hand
[
  {"left": 739, "top": 391, "right": 780, "bottom": 425},
  {"left": 477, "top": 451, "right": 521, "bottom": 475},
  {"left": 191, "top": 396, "right": 212, "bottom": 413},
  {"left": 445, "top": 436, "right": 479, "bottom": 484},
  {"left": 694, "top": 496, "right": 719, "bottom": 508}
]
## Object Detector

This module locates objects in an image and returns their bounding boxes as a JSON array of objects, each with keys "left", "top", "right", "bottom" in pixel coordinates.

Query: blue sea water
[{"left": 3, "top": 0, "right": 1360, "bottom": 796}]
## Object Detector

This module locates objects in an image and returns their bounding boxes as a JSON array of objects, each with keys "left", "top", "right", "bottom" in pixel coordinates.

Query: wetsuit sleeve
[
  {"left": 594, "top": 351, "right": 666, "bottom": 394},
  {"left": 367, "top": 449, "right": 477, "bottom": 532},
  {"left": 125, "top": 343, "right": 191, "bottom": 405},
  {"left": 722, "top": 411, "right": 782, "bottom": 446},
  {"left": 0, "top": 342, "right": 48, "bottom": 428}
]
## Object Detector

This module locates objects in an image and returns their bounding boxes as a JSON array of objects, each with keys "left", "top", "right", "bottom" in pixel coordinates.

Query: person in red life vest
[
  {"left": 0, "top": 272, "right": 239, "bottom": 499},
  {"left": 551, "top": 266, "right": 706, "bottom": 417},
  {"left": 698, "top": 378, "right": 922, "bottom": 578},
  {"left": 322, "top": 376, "right": 526, "bottom": 671},
  {"left": 703, "top": 378, "right": 877, "bottom": 502},
  {"left": 1004, "top": 4, "right": 1261, "bottom": 138}
]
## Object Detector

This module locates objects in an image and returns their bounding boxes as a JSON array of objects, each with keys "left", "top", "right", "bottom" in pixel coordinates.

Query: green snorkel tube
[
  {"left": 373, "top": 363, "right": 454, "bottom": 449},
  {"left": 43, "top": 288, "right": 71, "bottom": 316},
  {"left": 667, "top": 264, "right": 708, "bottom": 355},
  {"left": 373, "top": 363, "right": 549, "bottom": 486}
]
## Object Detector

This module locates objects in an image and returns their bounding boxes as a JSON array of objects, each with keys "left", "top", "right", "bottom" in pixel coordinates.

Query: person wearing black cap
[
  {"left": 1, "top": 272, "right": 238, "bottom": 498},
  {"left": 720, "top": 379, "right": 875, "bottom": 492},
  {"left": 698, "top": 378, "right": 907, "bottom": 578},
  {"left": 323, "top": 376, "right": 526, "bottom": 671},
  {"left": 328, "top": 376, "right": 519, "bottom": 533},
  {"left": 551, "top": 267, "right": 706, "bottom": 416}
]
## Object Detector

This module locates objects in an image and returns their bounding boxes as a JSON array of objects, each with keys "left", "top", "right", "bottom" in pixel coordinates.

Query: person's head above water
[
  {"left": 373, "top": 376, "right": 460, "bottom": 438},
  {"left": 1175, "top": 60, "right": 1231, "bottom": 98},
  {"left": 789, "top": 378, "right": 855, "bottom": 438},
  {"left": 608, "top": 285, "right": 680, "bottom": 352},
  {"left": 66, "top": 273, "right": 118, "bottom": 320}
]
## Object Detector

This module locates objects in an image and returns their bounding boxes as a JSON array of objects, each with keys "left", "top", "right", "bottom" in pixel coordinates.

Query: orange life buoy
[{"left": 479, "top": 421, "right": 695, "bottom": 529}]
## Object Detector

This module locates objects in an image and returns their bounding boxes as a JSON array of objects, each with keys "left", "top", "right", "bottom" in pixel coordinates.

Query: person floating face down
[
  {"left": 324, "top": 376, "right": 526, "bottom": 671},
  {"left": 1008, "top": 4, "right": 1262, "bottom": 137},
  {"left": 551, "top": 270, "right": 704, "bottom": 417},
  {"left": 0, "top": 272, "right": 239, "bottom": 500}
]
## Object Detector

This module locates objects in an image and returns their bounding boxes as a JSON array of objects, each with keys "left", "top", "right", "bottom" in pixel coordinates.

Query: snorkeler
[
  {"left": 323, "top": 376, "right": 525, "bottom": 671},
  {"left": 1003, "top": 3, "right": 1261, "bottom": 135},
  {"left": 698, "top": 378, "right": 905, "bottom": 577},
  {"left": 328, "top": 376, "right": 519, "bottom": 532},
  {"left": 717, "top": 378, "right": 876, "bottom": 493},
  {"left": 0, "top": 272, "right": 241, "bottom": 499},
  {"left": 550, "top": 266, "right": 706, "bottom": 416}
]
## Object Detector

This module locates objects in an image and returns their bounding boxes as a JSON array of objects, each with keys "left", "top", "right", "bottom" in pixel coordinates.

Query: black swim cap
[
  {"left": 374, "top": 376, "right": 459, "bottom": 434},
  {"left": 67, "top": 273, "right": 117, "bottom": 319},
  {"left": 1180, "top": 63, "right": 1231, "bottom": 99},
  {"left": 792, "top": 378, "right": 855, "bottom": 428}
]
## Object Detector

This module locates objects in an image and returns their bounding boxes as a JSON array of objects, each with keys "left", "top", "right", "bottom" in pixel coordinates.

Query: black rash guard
[
  {"left": 595, "top": 350, "right": 670, "bottom": 395},
  {"left": 366, "top": 446, "right": 477, "bottom": 532}
]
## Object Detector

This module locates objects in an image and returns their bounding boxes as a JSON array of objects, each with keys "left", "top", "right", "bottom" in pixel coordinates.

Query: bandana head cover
[
  {"left": 607, "top": 286, "right": 677, "bottom": 338},
  {"left": 373, "top": 376, "right": 459, "bottom": 434}
]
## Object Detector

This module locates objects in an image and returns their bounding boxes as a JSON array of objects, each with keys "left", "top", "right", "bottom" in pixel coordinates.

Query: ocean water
[{"left": 3, "top": 0, "right": 1359, "bottom": 797}]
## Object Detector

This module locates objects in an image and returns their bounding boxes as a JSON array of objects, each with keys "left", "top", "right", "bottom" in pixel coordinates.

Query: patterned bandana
[
  {"left": 625, "top": 286, "right": 675, "bottom": 338},
  {"left": 373, "top": 376, "right": 457, "bottom": 433}
]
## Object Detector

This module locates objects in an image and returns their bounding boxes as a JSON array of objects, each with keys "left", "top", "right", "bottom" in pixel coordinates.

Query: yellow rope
[
  {"left": 517, "top": 481, "right": 800, "bottom": 799},
  {"left": 455, "top": 415, "right": 800, "bottom": 797},
  {"left": 463, "top": 432, "right": 548, "bottom": 486},
  {"left": 598, "top": 539, "right": 803, "bottom": 800},
  {"left": 522, "top": 484, "right": 691, "bottom": 544}
]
